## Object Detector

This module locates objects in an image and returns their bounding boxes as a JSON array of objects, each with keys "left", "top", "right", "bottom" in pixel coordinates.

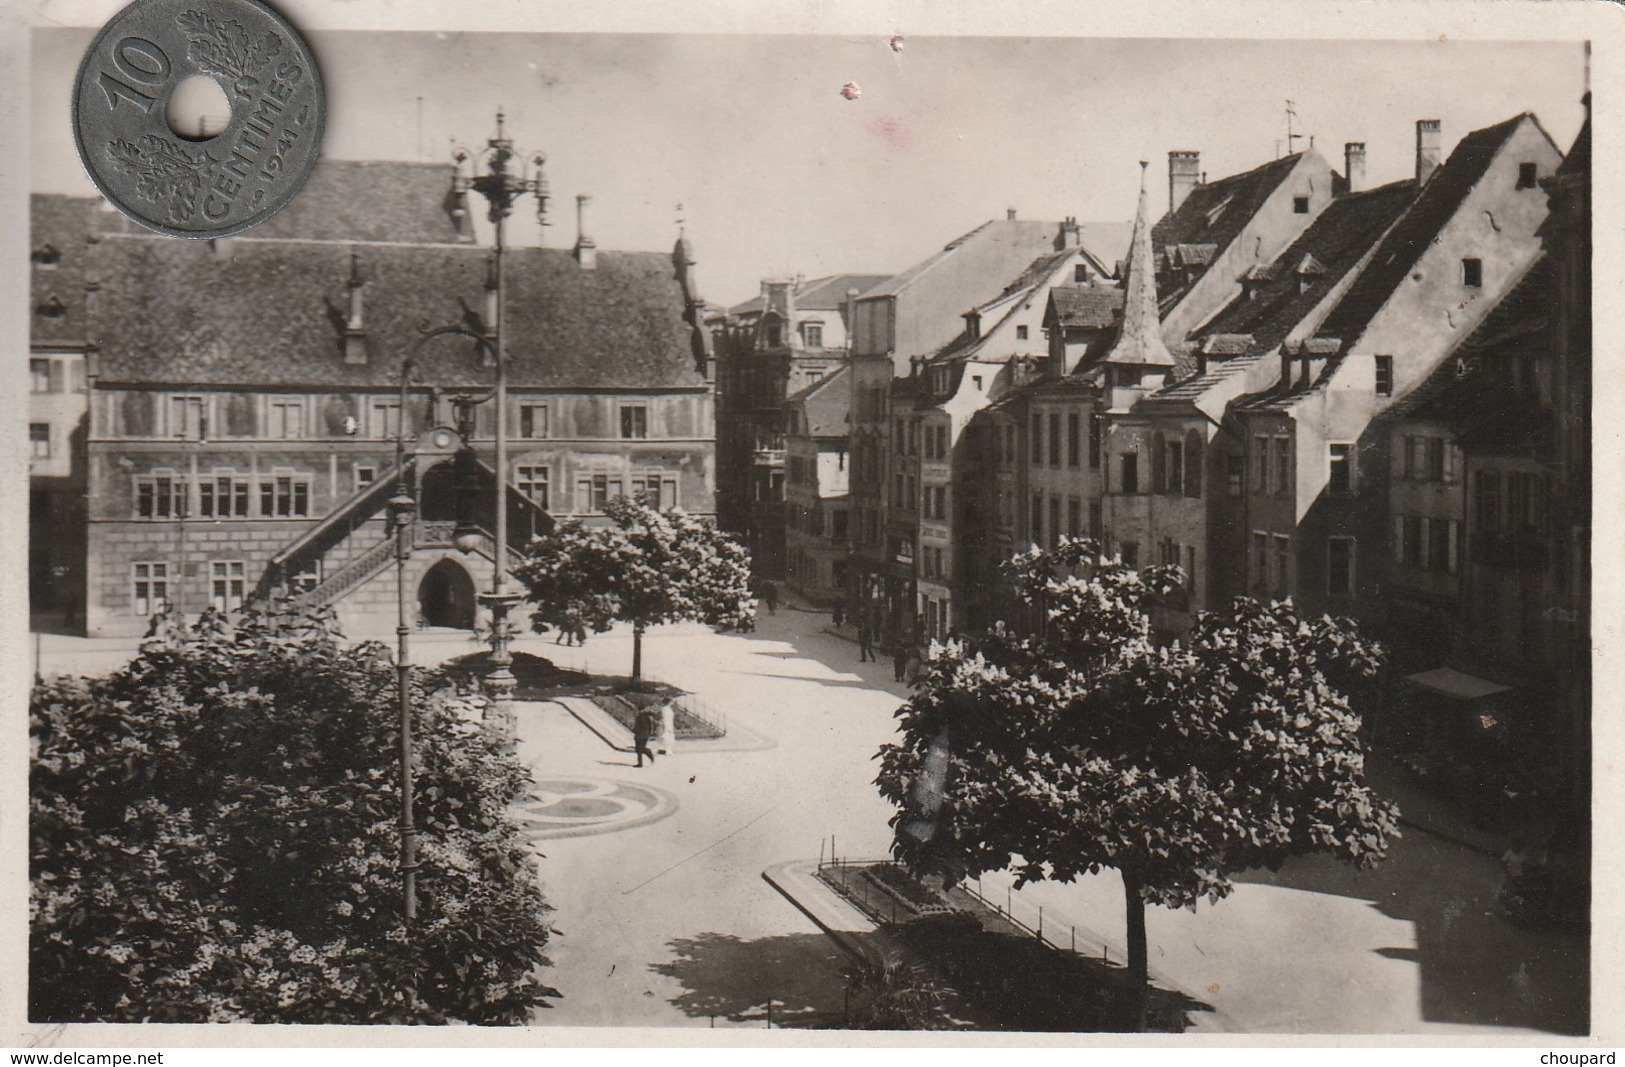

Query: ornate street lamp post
[
  {"left": 450, "top": 110, "right": 550, "bottom": 739},
  {"left": 390, "top": 356, "right": 420, "bottom": 925}
]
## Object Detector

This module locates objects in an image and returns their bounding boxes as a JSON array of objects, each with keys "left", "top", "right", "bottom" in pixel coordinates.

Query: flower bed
[{"left": 591, "top": 689, "right": 725, "bottom": 741}]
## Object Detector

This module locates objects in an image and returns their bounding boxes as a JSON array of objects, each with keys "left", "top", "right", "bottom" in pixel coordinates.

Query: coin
[{"left": 72, "top": 0, "right": 324, "bottom": 239}]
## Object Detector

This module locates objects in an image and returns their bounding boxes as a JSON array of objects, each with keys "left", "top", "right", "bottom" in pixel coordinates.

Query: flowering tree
[
  {"left": 30, "top": 604, "right": 559, "bottom": 1024},
  {"left": 517, "top": 495, "right": 754, "bottom": 682},
  {"left": 875, "top": 538, "right": 1398, "bottom": 1028}
]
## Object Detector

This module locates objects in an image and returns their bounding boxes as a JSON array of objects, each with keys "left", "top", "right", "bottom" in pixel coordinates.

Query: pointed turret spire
[{"left": 1104, "top": 161, "right": 1176, "bottom": 369}]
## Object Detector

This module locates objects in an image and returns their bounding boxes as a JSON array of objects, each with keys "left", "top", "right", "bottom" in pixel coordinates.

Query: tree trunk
[
  {"left": 1122, "top": 867, "right": 1149, "bottom": 1032},
  {"left": 632, "top": 624, "right": 644, "bottom": 683}
]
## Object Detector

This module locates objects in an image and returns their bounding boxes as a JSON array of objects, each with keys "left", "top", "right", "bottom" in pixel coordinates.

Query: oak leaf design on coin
[
  {"left": 176, "top": 9, "right": 282, "bottom": 101},
  {"left": 104, "top": 134, "right": 215, "bottom": 223}
]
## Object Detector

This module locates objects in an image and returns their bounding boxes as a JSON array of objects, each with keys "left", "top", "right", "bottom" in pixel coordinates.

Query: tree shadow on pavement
[
  {"left": 650, "top": 932, "right": 855, "bottom": 1028},
  {"left": 1235, "top": 836, "right": 1588, "bottom": 1035}
]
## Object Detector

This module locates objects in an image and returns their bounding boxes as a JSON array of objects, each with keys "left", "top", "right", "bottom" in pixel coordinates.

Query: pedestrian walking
[
  {"left": 832, "top": 601, "right": 845, "bottom": 628},
  {"left": 633, "top": 703, "right": 658, "bottom": 767},
  {"left": 858, "top": 622, "right": 875, "bottom": 662},
  {"left": 762, "top": 580, "right": 779, "bottom": 615},
  {"left": 892, "top": 643, "right": 908, "bottom": 682}
]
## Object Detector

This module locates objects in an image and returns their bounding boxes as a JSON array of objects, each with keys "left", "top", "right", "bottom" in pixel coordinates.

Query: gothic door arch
[{"left": 419, "top": 558, "right": 476, "bottom": 629}]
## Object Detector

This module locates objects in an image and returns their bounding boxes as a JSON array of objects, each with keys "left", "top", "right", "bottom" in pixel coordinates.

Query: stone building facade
[{"left": 54, "top": 159, "right": 714, "bottom": 638}]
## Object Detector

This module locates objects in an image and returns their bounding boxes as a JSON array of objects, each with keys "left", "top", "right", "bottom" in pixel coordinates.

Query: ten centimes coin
[{"left": 72, "top": 0, "right": 325, "bottom": 238}]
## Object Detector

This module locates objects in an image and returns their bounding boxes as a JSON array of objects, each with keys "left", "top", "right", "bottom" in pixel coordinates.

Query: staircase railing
[{"left": 289, "top": 533, "right": 401, "bottom": 610}]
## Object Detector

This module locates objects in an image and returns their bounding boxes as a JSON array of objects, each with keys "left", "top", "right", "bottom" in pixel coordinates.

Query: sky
[{"left": 31, "top": 29, "right": 1587, "bottom": 307}]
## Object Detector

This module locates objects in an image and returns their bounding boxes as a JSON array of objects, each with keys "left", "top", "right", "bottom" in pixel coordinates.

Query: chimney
[
  {"left": 1415, "top": 120, "right": 1442, "bottom": 184},
  {"left": 343, "top": 251, "right": 368, "bottom": 365},
  {"left": 1057, "top": 215, "right": 1081, "bottom": 250},
  {"left": 843, "top": 287, "right": 860, "bottom": 350},
  {"left": 1006, "top": 207, "right": 1017, "bottom": 221},
  {"left": 573, "top": 194, "right": 597, "bottom": 269},
  {"left": 1280, "top": 349, "right": 1294, "bottom": 389},
  {"left": 1169, "top": 151, "right": 1201, "bottom": 213},
  {"left": 1345, "top": 142, "right": 1367, "bottom": 194}
]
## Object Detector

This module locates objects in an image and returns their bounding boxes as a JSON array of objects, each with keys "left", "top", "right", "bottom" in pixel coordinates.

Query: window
[
  {"left": 355, "top": 465, "right": 376, "bottom": 491},
  {"left": 1476, "top": 470, "right": 1501, "bottom": 531},
  {"left": 1164, "top": 439, "right": 1184, "bottom": 495},
  {"left": 1273, "top": 436, "right": 1291, "bottom": 496},
  {"left": 265, "top": 397, "right": 304, "bottom": 439},
  {"left": 1031, "top": 494, "right": 1044, "bottom": 543},
  {"left": 1120, "top": 451, "right": 1139, "bottom": 494},
  {"left": 135, "top": 473, "right": 183, "bottom": 519},
  {"left": 1402, "top": 436, "right": 1419, "bottom": 480},
  {"left": 371, "top": 399, "right": 401, "bottom": 440},
  {"left": 832, "top": 510, "right": 848, "bottom": 540},
  {"left": 1075, "top": 264, "right": 1089, "bottom": 283},
  {"left": 1016, "top": 325, "right": 1029, "bottom": 341},
  {"left": 198, "top": 474, "right": 251, "bottom": 518},
  {"left": 765, "top": 322, "right": 782, "bottom": 348},
  {"left": 972, "top": 375, "right": 983, "bottom": 390},
  {"left": 519, "top": 403, "right": 549, "bottom": 439},
  {"left": 1089, "top": 501, "right": 1103, "bottom": 541},
  {"left": 1508, "top": 471, "right": 1546, "bottom": 532},
  {"left": 1004, "top": 424, "right": 1016, "bottom": 464},
  {"left": 1462, "top": 258, "right": 1483, "bottom": 288},
  {"left": 1067, "top": 497, "right": 1081, "bottom": 539},
  {"left": 30, "top": 359, "right": 51, "bottom": 393},
  {"left": 1120, "top": 541, "right": 1139, "bottom": 569},
  {"left": 1226, "top": 454, "right": 1243, "bottom": 496},
  {"left": 1273, "top": 535, "right": 1291, "bottom": 596},
  {"left": 210, "top": 561, "right": 246, "bottom": 612},
  {"left": 1293, "top": 196, "right": 1310, "bottom": 214},
  {"left": 1446, "top": 519, "right": 1461, "bottom": 574},
  {"left": 620, "top": 404, "right": 648, "bottom": 439},
  {"left": 803, "top": 323, "right": 823, "bottom": 348},
  {"left": 132, "top": 562, "right": 168, "bottom": 616},
  {"left": 1049, "top": 496, "right": 1061, "bottom": 548},
  {"left": 1252, "top": 532, "right": 1269, "bottom": 592},
  {"left": 1088, "top": 414, "right": 1102, "bottom": 469},
  {"left": 1400, "top": 515, "right": 1423, "bottom": 567},
  {"left": 1328, "top": 443, "right": 1353, "bottom": 495},
  {"left": 260, "top": 474, "right": 310, "bottom": 518},
  {"left": 1031, "top": 414, "right": 1043, "bottom": 464},
  {"left": 576, "top": 474, "right": 623, "bottom": 513},
  {"left": 1066, "top": 414, "right": 1080, "bottom": 467},
  {"left": 171, "top": 395, "right": 206, "bottom": 440},
  {"left": 1517, "top": 162, "right": 1538, "bottom": 190},
  {"left": 1375, "top": 355, "right": 1394, "bottom": 397},
  {"left": 637, "top": 470, "right": 678, "bottom": 510},
  {"left": 29, "top": 423, "right": 50, "bottom": 458},
  {"left": 517, "top": 465, "right": 550, "bottom": 509},
  {"left": 1253, "top": 436, "right": 1269, "bottom": 491},
  {"left": 1426, "top": 438, "right": 1447, "bottom": 482},
  {"left": 1328, "top": 537, "right": 1355, "bottom": 595},
  {"left": 1048, "top": 413, "right": 1061, "bottom": 466},
  {"left": 1427, "top": 517, "right": 1451, "bottom": 572}
]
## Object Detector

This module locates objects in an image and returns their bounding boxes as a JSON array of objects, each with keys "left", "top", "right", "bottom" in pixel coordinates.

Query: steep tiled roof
[
  {"left": 729, "top": 273, "right": 890, "bottom": 316},
  {"left": 1047, "top": 285, "right": 1125, "bottom": 329},
  {"left": 90, "top": 234, "right": 708, "bottom": 389},
  {"left": 1314, "top": 114, "right": 1535, "bottom": 348},
  {"left": 1189, "top": 178, "right": 1420, "bottom": 357},
  {"left": 861, "top": 219, "right": 1061, "bottom": 299},
  {"left": 237, "top": 159, "right": 471, "bottom": 244},
  {"left": 1150, "top": 153, "right": 1304, "bottom": 300},
  {"left": 30, "top": 194, "right": 101, "bottom": 345},
  {"left": 787, "top": 365, "right": 851, "bottom": 437}
]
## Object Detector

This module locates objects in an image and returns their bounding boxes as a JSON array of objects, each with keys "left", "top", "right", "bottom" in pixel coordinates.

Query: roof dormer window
[
  {"left": 37, "top": 295, "right": 67, "bottom": 318},
  {"left": 32, "top": 244, "right": 60, "bottom": 269}
]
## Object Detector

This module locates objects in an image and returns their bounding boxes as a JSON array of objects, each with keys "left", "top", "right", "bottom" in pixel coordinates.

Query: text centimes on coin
[{"left": 206, "top": 60, "right": 306, "bottom": 218}]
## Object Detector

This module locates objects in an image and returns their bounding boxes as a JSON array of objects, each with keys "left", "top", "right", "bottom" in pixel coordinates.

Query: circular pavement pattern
[{"left": 514, "top": 776, "right": 678, "bottom": 841}]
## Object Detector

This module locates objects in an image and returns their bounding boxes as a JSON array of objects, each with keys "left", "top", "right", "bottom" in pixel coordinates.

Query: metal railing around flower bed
[{"left": 816, "top": 843, "right": 1116, "bottom": 965}]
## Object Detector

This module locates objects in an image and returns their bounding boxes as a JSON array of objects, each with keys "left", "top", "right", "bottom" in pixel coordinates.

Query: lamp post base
[{"left": 479, "top": 587, "right": 525, "bottom": 743}]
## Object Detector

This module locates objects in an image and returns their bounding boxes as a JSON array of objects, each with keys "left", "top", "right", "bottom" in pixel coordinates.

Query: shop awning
[{"left": 1406, "top": 667, "right": 1513, "bottom": 701}]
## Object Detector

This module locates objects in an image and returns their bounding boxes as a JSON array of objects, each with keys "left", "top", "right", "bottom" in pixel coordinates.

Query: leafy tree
[
  {"left": 875, "top": 538, "right": 1398, "bottom": 1028},
  {"left": 516, "top": 495, "right": 754, "bottom": 682},
  {"left": 30, "top": 604, "right": 559, "bottom": 1024}
]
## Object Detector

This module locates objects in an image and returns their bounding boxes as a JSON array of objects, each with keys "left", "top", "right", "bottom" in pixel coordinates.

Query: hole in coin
[{"left": 166, "top": 75, "right": 231, "bottom": 141}]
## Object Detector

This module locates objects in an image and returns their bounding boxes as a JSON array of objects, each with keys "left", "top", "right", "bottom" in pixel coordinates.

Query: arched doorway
[{"left": 419, "top": 558, "right": 476, "bottom": 629}]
